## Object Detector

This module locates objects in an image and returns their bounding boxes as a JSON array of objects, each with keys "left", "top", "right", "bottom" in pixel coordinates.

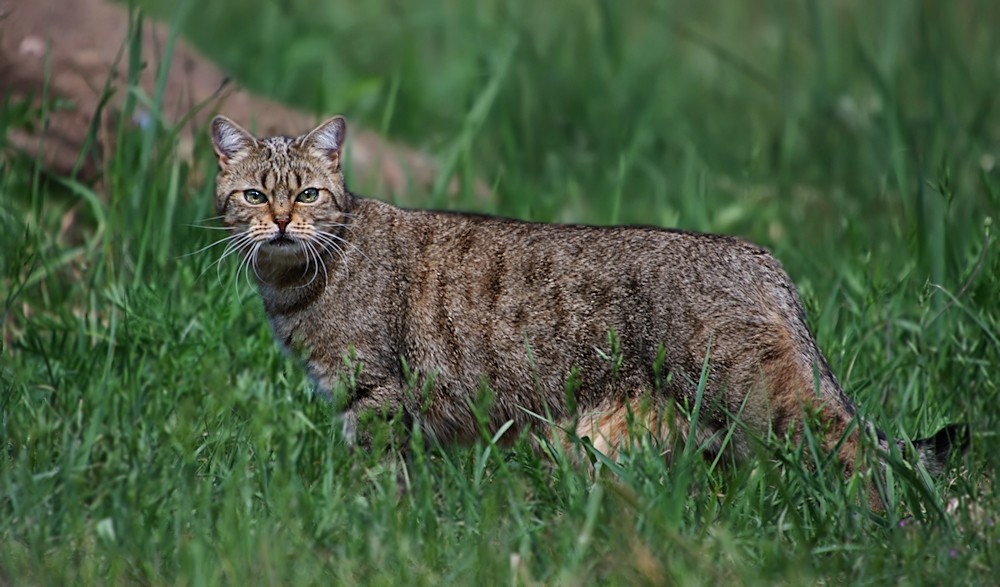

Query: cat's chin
[
  {"left": 268, "top": 235, "right": 298, "bottom": 249},
  {"left": 255, "top": 238, "right": 307, "bottom": 266}
]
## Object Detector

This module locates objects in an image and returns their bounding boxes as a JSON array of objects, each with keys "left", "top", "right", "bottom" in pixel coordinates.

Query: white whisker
[
  {"left": 184, "top": 224, "right": 234, "bottom": 231},
  {"left": 182, "top": 231, "right": 243, "bottom": 259},
  {"left": 250, "top": 241, "right": 266, "bottom": 284},
  {"left": 195, "top": 214, "right": 227, "bottom": 223},
  {"left": 309, "top": 233, "right": 351, "bottom": 275},
  {"left": 302, "top": 242, "right": 321, "bottom": 288},
  {"left": 316, "top": 222, "right": 355, "bottom": 232},
  {"left": 230, "top": 236, "right": 261, "bottom": 295},
  {"left": 314, "top": 229, "right": 372, "bottom": 266},
  {"left": 313, "top": 241, "right": 329, "bottom": 286},
  {"left": 232, "top": 245, "right": 250, "bottom": 298},
  {"left": 296, "top": 240, "right": 309, "bottom": 277},
  {"left": 292, "top": 240, "right": 321, "bottom": 289},
  {"left": 214, "top": 232, "right": 256, "bottom": 285},
  {"left": 192, "top": 231, "right": 253, "bottom": 285}
]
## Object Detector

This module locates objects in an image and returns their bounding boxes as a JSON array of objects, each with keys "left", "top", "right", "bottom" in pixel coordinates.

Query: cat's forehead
[
  {"left": 252, "top": 136, "right": 321, "bottom": 171},
  {"left": 260, "top": 135, "right": 299, "bottom": 158}
]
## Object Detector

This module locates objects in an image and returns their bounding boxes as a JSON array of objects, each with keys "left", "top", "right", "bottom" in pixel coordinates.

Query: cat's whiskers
[
  {"left": 220, "top": 229, "right": 255, "bottom": 255},
  {"left": 302, "top": 233, "right": 343, "bottom": 273},
  {"left": 183, "top": 230, "right": 244, "bottom": 260},
  {"left": 307, "top": 240, "right": 329, "bottom": 286},
  {"left": 295, "top": 240, "right": 311, "bottom": 279},
  {"left": 316, "top": 221, "right": 356, "bottom": 236},
  {"left": 184, "top": 224, "right": 234, "bottom": 231},
  {"left": 201, "top": 230, "right": 255, "bottom": 285},
  {"left": 249, "top": 240, "right": 265, "bottom": 289},
  {"left": 217, "top": 234, "right": 254, "bottom": 273},
  {"left": 232, "top": 240, "right": 253, "bottom": 297},
  {"left": 309, "top": 232, "right": 351, "bottom": 274},
  {"left": 249, "top": 239, "right": 267, "bottom": 284},
  {"left": 314, "top": 228, "right": 371, "bottom": 265},
  {"left": 210, "top": 226, "right": 341, "bottom": 290},
  {"left": 194, "top": 214, "right": 227, "bottom": 223},
  {"left": 292, "top": 239, "right": 323, "bottom": 289},
  {"left": 313, "top": 241, "right": 330, "bottom": 285},
  {"left": 303, "top": 240, "right": 328, "bottom": 288}
]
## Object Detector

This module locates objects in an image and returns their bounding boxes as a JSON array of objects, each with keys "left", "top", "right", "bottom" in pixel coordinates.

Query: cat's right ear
[
  {"left": 301, "top": 116, "right": 347, "bottom": 173},
  {"left": 210, "top": 116, "right": 257, "bottom": 168}
]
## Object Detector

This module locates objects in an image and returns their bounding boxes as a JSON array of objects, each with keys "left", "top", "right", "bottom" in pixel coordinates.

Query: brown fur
[
  {"left": 209, "top": 115, "right": 963, "bottom": 502},
  {"left": 571, "top": 396, "right": 684, "bottom": 462}
]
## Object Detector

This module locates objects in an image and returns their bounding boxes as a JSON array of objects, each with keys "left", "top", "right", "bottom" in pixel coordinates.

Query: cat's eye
[
  {"left": 296, "top": 188, "right": 320, "bottom": 203},
  {"left": 244, "top": 189, "right": 267, "bottom": 205}
]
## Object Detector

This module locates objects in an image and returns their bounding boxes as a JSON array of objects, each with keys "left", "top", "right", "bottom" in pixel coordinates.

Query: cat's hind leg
[{"left": 565, "top": 395, "right": 727, "bottom": 465}]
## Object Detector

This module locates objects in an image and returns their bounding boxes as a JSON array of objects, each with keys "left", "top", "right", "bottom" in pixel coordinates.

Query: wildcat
[{"left": 209, "top": 115, "right": 964, "bottom": 497}]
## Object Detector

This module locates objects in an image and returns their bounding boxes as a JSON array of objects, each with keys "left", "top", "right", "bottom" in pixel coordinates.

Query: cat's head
[{"left": 209, "top": 116, "right": 353, "bottom": 277}]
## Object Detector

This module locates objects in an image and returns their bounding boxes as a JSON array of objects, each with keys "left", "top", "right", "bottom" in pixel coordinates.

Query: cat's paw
[{"left": 340, "top": 409, "right": 358, "bottom": 446}]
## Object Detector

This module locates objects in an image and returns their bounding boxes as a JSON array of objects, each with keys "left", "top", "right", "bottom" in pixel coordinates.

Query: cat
[{"left": 209, "top": 114, "right": 965, "bottom": 501}]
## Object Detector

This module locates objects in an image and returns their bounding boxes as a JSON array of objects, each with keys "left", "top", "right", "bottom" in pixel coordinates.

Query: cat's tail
[{"left": 907, "top": 423, "right": 969, "bottom": 475}]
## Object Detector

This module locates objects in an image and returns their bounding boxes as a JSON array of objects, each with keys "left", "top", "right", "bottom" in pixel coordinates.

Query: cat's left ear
[
  {"left": 302, "top": 116, "right": 347, "bottom": 173},
  {"left": 210, "top": 116, "right": 258, "bottom": 168}
]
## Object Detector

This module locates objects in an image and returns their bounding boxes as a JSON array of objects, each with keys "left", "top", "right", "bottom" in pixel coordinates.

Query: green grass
[{"left": 3, "top": 0, "right": 999, "bottom": 584}]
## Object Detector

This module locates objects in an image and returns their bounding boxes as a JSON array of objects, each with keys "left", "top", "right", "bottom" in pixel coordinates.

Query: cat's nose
[{"left": 274, "top": 215, "right": 290, "bottom": 233}]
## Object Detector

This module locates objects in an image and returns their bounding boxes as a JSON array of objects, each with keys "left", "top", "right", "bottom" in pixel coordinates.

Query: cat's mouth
[{"left": 269, "top": 235, "right": 296, "bottom": 247}]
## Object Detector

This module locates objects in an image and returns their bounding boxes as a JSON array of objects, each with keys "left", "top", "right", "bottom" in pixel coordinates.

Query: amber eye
[
  {"left": 244, "top": 189, "right": 267, "bottom": 205},
  {"left": 296, "top": 188, "right": 320, "bottom": 203}
]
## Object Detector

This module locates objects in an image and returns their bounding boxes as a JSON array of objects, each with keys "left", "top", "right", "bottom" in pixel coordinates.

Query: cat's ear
[
  {"left": 301, "top": 116, "right": 347, "bottom": 173},
  {"left": 210, "top": 116, "right": 258, "bottom": 168}
]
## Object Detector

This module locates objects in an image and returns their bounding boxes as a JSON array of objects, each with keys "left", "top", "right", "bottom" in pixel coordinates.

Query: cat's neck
[{"left": 249, "top": 248, "right": 328, "bottom": 314}]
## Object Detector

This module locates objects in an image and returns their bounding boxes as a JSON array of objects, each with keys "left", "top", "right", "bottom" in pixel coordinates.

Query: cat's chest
[
  {"left": 269, "top": 313, "right": 313, "bottom": 361},
  {"left": 263, "top": 291, "right": 331, "bottom": 359},
  {"left": 260, "top": 284, "right": 334, "bottom": 353},
  {"left": 263, "top": 289, "right": 354, "bottom": 362}
]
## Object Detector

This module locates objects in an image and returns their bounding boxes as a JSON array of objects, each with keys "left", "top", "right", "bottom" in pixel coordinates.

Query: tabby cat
[{"left": 209, "top": 115, "right": 963, "bottom": 500}]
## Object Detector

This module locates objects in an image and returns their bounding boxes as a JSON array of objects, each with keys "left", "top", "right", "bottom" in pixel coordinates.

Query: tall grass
[{"left": 2, "top": 0, "right": 998, "bottom": 584}]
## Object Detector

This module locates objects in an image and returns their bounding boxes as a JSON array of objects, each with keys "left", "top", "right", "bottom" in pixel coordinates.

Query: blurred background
[{"left": 2, "top": 1, "right": 999, "bottom": 582}]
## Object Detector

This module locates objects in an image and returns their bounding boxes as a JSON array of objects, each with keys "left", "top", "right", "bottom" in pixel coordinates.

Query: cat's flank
[{"left": 209, "top": 115, "right": 963, "bottom": 495}]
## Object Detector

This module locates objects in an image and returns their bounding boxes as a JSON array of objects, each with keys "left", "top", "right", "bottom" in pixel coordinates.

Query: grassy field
[{"left": 3, "top": 0, "right": 999, "bottom": 584}]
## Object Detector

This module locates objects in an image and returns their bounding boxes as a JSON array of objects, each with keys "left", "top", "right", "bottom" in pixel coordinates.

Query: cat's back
[
  {"left": 350, "top": 198, "right": 797, "bottom": 353},
  {"left": 358, "top": 199, "right": 783, "bottom": 302}
]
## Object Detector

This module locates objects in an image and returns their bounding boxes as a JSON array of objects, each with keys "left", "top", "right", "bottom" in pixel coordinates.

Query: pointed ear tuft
[
  {"left": 210, "top": 116, "right": 257, "bottom": 167},
  {"left": 302, "top": 116, "right": 347, "bottom": 172}
]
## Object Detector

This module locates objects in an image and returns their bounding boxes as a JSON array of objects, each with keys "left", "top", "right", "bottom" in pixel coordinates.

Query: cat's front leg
[
  {"left": 341, "top": 387, "right": 416, "bottom": 494},
  {"left": 339, "top": 385, "right": 412, "bottom": 452},
  {"left": 308, "top": 364, "right": 407, "bottom": 448},
  {"left": 339, "top": 408, "right": 359, "bottom": 446}
]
